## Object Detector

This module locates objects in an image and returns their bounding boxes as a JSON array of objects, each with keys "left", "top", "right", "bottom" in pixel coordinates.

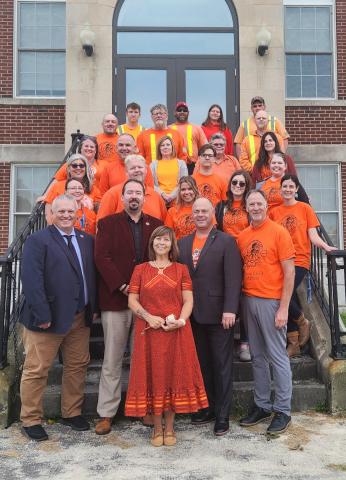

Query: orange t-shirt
[
  {"left": 75, "top": 206, "right": 96, "bottom": 235},
  {"left": 270, "top": 202, "right": 319, "bottom": 269},
  {"left": 116, "top": 123, "right": 144, "bottom": 140},
  {"left": 237, "top": 218, "right": 295, "bottom": 299},
  {"left": 54, "top": 160, "right": 107, "bottom": 190},
  {"left": 212, "top": 155, "right": 241, "bottom": 182},
  {"left": 239, "top": 133, "right": 284, "bottom": 173},
  {"left": 234, "top": 116, "right": 289, "bottom": 145},
  {"left": 261, "top": 177, "right": 283, "bottom": 211},
  {"left": 96, "top": 133, "right": 119, "bottom": 163},
  {"left": 193, "top": 171, "right": 227, "bottom": 207},
  {"left": 99, "top": 159, "right": 154, "bottom": 196},
  {"left": 137, "top": 128, "right": 187, "bottom": 165},
  {"left": 165, "top": 204, "right": 196, "bottom": 240},
  {"left": 45, "top": 180, "right": 101, "bottom": 205},
  {"left": 222, "top": 200, "right": 249, "bottom": 239},
  {"left": 97, "top": 184, "right": 167, "bottom": 222},
  {"left": 192, "top": 235, "right": 208, "bottom": 268}
]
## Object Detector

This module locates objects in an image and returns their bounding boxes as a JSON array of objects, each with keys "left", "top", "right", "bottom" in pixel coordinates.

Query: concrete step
[
  {"left": 47, "top": 355, "right": 319, "bottom": 386},
  {"left": 42, "top": 380, "right": 326, "bottom": 418}
]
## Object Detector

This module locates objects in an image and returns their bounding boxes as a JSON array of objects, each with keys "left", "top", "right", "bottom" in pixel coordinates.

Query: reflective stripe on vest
[
  {"left": 172, "top": 124, "right": 193, "bottom": 156},
  {"left": 268, "top": 115, "right": 276, "bottom": 131},
  {"left": 150, "top": 132, "right": 172, "bottom": 161},
  {"left": 117, "top": 125, "right": 124, "bottom": 135},
  {"left": 249, "top": 135, "right": 257, "bottom": 165},
  {"left": 242, "top": 118, "right": 251, "bottom": 137}
]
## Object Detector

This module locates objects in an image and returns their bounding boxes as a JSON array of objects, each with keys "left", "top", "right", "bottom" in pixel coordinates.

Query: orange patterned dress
[{"left": 125, "top": 262, "right": 208, "bottom": 416}]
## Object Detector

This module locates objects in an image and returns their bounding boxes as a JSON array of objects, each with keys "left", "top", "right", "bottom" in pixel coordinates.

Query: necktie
[{"left": 63, "top": 235, "right": 85, "bottom": 312}]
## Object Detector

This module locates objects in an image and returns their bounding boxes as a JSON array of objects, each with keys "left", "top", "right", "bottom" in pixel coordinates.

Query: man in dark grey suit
[{"left": 178, "top": 197, "right": 242, "bottom": 436}]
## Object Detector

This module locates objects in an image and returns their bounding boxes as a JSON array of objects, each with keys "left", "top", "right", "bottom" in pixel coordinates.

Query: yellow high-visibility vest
[
  {"left": 248, "top": 135, "right": 257, "bottom": 165},
  {"left": 150, "top": 132, "right": 172, "bottom": 161},
  {"left": 117, "top": 124, "right": 143, "bottom": 135},
  {"left": 243, "top": 116, "right": 276, "bottom": 136},
  {"left": 172, "top": 124, "right": 193, "bottom": 157}
]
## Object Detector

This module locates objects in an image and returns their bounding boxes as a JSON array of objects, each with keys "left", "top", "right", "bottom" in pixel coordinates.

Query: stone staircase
[{"left": 42, "top": 318, "right": 326, "bottom": 418}]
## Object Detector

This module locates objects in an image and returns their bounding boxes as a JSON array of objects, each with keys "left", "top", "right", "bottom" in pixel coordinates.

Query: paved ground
[{"left": 0, "top": 413, "right": 345, "bottom": 480}]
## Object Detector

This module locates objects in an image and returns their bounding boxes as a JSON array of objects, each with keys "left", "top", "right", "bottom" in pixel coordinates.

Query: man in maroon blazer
[{"left": 94, "top": 179, "right": 162, "bottom": 434}]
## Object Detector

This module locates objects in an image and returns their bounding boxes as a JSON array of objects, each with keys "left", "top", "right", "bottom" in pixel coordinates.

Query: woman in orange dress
[
  {"left": 215, "top": 169, "right": 251, "bottom": 362},
  {"left": 126, "top": 226, "right": 208, "bottom": 447},
  {"left": 164, "top": 176, "right": 199, "bottom": 240},
  {"left": 65, "top": 178, "right": 96, "bottom": 235}
]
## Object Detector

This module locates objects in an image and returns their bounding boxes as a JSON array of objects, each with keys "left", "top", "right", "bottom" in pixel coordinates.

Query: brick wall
[
  {"left": 336, "top": 0, "right": 346, "bottom": 100},
  {"left": 0, "top": 0, "right": 13, "bottom": 97},
  {"left": 0, "top": 105, "right": 65, "bottom": 144},
  {"left": 285, "top": 106, "right": 346, "bottom": 144},
  {"left": 0, "top": 164, "right": 11, "bottom": 254}
]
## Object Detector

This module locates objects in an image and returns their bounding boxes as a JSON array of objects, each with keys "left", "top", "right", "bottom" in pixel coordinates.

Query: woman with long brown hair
[{"left": 201, "top": 104, "right": 234, "bottom": 156}]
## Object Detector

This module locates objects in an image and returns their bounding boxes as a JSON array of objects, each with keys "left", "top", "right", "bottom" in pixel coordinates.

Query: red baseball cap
[{"left": 175, "top": 102, "right": 189, "bottom": 111}]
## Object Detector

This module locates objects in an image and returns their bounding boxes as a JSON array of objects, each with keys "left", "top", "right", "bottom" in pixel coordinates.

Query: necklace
[{"left": 152, "top": 260, "right": 171, "bottom": 274}]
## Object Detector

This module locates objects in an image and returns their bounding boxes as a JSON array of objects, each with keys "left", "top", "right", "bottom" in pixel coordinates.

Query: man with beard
[
  {"left": 137, "top": 104, "right": 187, "bottom": 164},
  {"left": 97, "top": 154, "right": 167, "bottom": 222},
  {"left": 169, "top": 101, "right": 207, "bottom": 174},
  {"left": 96, "top": 114, "right": 119, "bottom": 163},
  {"left": 94, "top": 179, "right": 162, "bottom": 435},
  {"left": 99, "top": 134, "right": 154, "bottom": 196}
]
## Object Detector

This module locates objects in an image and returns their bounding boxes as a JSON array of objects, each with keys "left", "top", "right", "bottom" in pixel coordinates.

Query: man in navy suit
[
  {"left": 178, "top": 197, "right": 242, "bottom": 436},
  {"left": 20, "top": 194, "right": 98, "bottom": 441}
]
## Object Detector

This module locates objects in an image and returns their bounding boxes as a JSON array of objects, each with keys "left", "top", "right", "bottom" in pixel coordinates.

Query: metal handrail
[{"left": 0, "top": 132, "right": 83, "bottom": 369}]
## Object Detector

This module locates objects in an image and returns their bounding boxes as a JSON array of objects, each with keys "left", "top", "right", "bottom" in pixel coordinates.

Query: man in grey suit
[{"left": 178, "top": 197, "right": 242, "bottom": 436}]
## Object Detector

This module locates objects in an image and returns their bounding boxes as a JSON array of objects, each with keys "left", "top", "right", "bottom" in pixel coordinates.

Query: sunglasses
[
  {"left": 176, "top": 108, "right": 188, "bottom": 112},
  {"left": 71, "top": 163, "right": 85, "bottom": 169},
  {"left": 231, "top": 180, "right": 246, "bottom": 187}
]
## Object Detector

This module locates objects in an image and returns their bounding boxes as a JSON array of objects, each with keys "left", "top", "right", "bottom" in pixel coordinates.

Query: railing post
[{"left": 0, "top": 259, "right": 11, "bottom": 368}]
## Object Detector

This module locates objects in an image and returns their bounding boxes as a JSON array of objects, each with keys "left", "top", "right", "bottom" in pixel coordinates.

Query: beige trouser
[
  {"left": 20, "top": 312, "right": 90, "bottom": 427},
  {"left": 97, "top": 310, "right": 133, "bottom": 418}
]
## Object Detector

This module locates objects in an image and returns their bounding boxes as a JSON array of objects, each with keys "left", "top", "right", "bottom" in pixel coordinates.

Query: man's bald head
[
  {"left": 254, "top": 110, "right": 269, "bottom": 131},
  {"left": 192, "top": 197, "right": 214, "bottom": 233},
  {"left": 102, "top": 113, "right": 118, "bottom": 134}
]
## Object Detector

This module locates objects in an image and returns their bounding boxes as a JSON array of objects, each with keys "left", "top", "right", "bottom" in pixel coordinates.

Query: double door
[{"left": 114, "top": 56, "right": 238, "bottom": 132}]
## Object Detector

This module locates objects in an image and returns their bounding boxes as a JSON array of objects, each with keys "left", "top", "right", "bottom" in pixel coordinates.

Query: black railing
[
  {"left": 310, "top": 224, "right": 346, "bottom": 360},
  {"left": 0, "top": 132, "right": 83, "bottom": 369}
]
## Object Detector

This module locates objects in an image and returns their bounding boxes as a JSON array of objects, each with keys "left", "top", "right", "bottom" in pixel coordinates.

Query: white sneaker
[{"left": 239, "top": 343, "right": 251, "bottom": 362}]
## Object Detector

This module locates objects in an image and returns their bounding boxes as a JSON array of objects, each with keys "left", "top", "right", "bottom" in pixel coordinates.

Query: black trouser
[
  {"left": 287, "top": 266, "right": 308, "bottom": 333},
  {"left": 191, "top": 320, "right": 234, "bottom": 419}
]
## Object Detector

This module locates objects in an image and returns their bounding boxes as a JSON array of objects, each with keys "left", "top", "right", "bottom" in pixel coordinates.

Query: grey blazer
[{"left": 178, "top": 229, "right": 242, "bottom": 325}]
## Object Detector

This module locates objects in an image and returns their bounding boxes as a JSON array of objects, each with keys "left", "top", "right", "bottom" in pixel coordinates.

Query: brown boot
[
  {"left": 95, "top": 417, "right": 112, "bottom": 435},
  {"left": 287, "top": 331, "right": 300, "bottom": 358},
  {"left": 295, "top": 314, "right": 311, "bottom": 347}
]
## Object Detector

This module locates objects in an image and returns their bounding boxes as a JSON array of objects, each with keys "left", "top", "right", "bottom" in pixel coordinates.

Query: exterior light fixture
[
  {"left": 80, "top": 27, "right": 95, "bottom": 57},
  {"left": 256, "top": 27, "right": 271, "bottom": 56}
]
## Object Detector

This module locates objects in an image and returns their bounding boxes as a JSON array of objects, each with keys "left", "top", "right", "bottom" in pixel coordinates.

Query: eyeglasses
[
  {"left": 212, "top": 143, "right": 225, "bottom": 147},
  {"left": 67, "top": 187, "right": 84, "bottom": 191},
  {"left": 231, "top": 180, "right": 246, "bottom": 187},
  {"left": 152, "top": 111, "right": 166, "bottom": 117},
  {"left": 201, "top": 153, "right": 214, "bottom": 158},
  {"left": 70, "top": 163, "right": 85, "bottom": 169}
]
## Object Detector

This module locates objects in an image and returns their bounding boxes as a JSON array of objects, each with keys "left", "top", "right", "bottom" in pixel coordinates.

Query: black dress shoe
[
  {"left": 239, "top": 405, "right": 272, "bottom": 427},
  {"left": 191, "top": 409, "right": 216, "bottom": 425},
  {"left": 214, "top": 418, "right": 229, "bottom": 436},
  {"left": 267, "top": 412, "right": 291, "bottom": 435},
  {"left": 60, "top": 415, "right": 90, "bottom": 431},
  {"left": 22, "top": 424, "right": 48, "bottom": 442}
]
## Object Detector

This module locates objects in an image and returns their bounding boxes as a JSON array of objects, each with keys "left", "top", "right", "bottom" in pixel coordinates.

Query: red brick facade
[
  {"left": 336, "top": 0, "right": 346, "bottom": 100},
  {"left": 0, "top": 164, "right": 11, "bottom": 254},
  {"left": 285, "top": 106, "right": 346, "bottom": 144},
  {"left": 0, "top": 105, "right": 65, "bottom": 144},
  {"left": 0, "top": 0, "right": 14, "bottom": 98}
]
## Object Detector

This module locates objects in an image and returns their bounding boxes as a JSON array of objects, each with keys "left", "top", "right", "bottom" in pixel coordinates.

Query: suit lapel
[
  {"left": 194, "top": 228, "right": 218, "bottom": 271},
  {"left": 48, "top": 225, "right": 80, "bottom": 276},
  {"left": 184, "top": 233, "right": 195, "bottom": 274}
]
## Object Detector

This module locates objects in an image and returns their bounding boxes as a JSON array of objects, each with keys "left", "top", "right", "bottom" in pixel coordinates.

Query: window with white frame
[
  {"left": 11, "top": 165, "right": 58, "bottom": 239},
  {"left": 17, "top": 1, "right": 66, "bottom": 97},
  {"left": 296, "top": 164, "right": 341, "bottom": 247},
  {"left": 285, "top": 4, "right": 334, "bottom": 98}
]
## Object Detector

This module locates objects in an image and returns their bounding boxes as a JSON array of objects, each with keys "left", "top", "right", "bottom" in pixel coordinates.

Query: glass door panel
[{"left": 185, "top": 70, "right": 227, "bottom": 124}]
